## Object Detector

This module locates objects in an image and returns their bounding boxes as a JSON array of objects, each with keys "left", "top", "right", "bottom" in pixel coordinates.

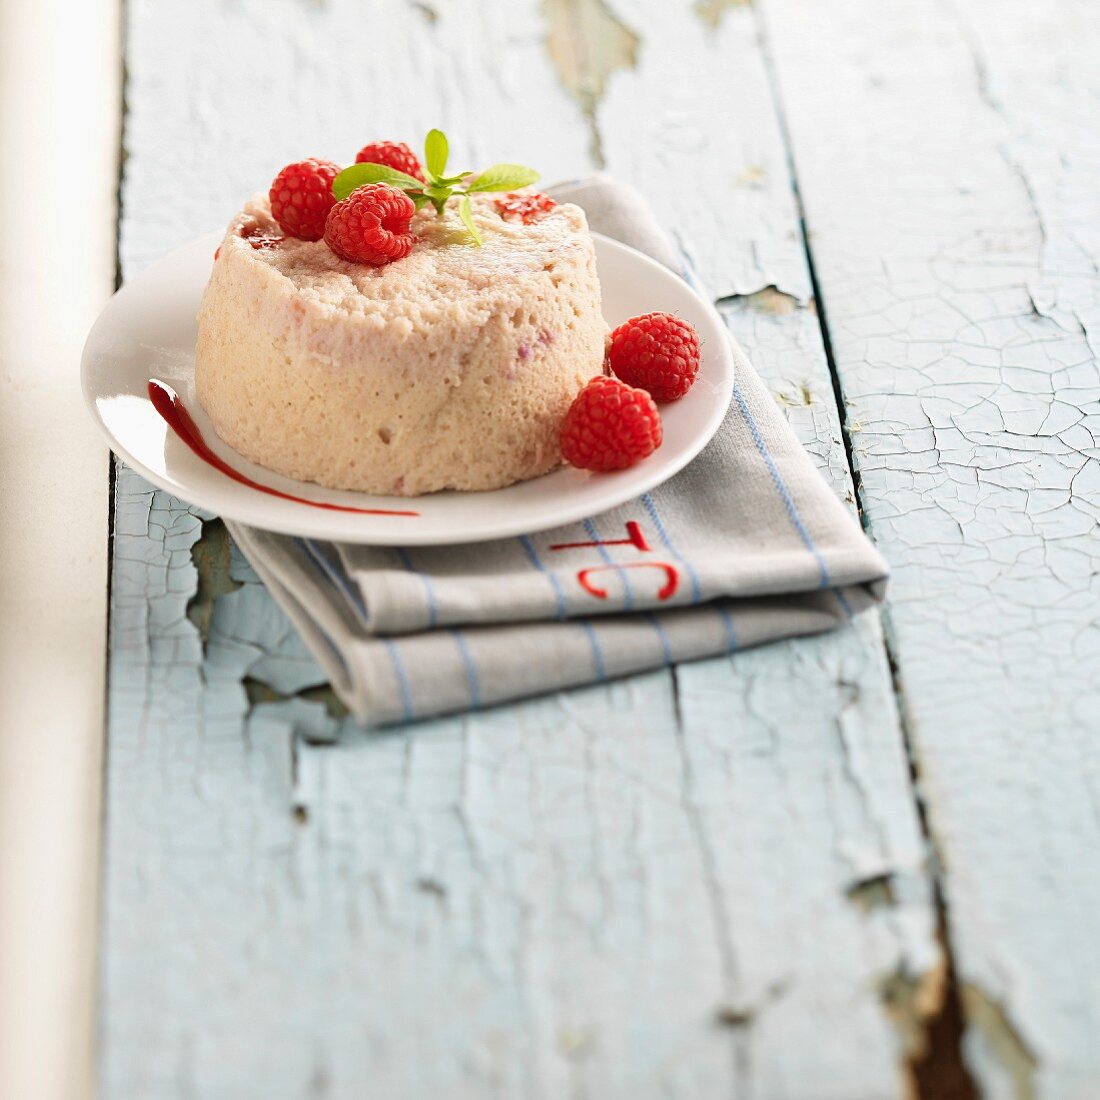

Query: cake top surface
[{"left": 224, "top": 192, "right": 594, "bottom": 317}]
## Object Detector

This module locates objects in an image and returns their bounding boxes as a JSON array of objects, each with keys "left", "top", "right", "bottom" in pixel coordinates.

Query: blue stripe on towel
[
  {"left": 640, "top": 493, "right": 703, "bottom": 603},
  {"left": 579, "top": 619, "right": 607, "bottom": 681},
  {"left": 518, "top": 535, "right": 568, "bottom": 619},
  {"left": 731, "top": 384, "right": 832, "bottom": 589},
  {"left": 381, "top": 639, "right": 415, "bottom": 721},
  {"left": 520, "top": 535, "right": 607, "bottom": 676},
  {"left": 449, "top": 629, "right": 481, "bottom": 707},
  {"left": 717, "top": 605, "right": 739, "bottom": 652},
  {"left": 834, "top": 588, "right": 853, "bottom": 619},
  {"left": 583, "top": 517, "right": 636, "bottom": 609},
  {"left": 395, "top": 548, "right": 440, "bottom": 628},
  {"left": 296, "top": 538, "right": 367, "bottom": 619},
  {"left": 644, "top": 613, "right": 674, "bottom": 666},
  {"left": 676, "top": 244, "right": 834, "bottom": 595}
]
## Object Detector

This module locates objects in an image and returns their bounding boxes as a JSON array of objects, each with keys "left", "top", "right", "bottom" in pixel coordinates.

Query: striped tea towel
[{"left": 226, "top": 176, "right": 888, "bottom": 727}]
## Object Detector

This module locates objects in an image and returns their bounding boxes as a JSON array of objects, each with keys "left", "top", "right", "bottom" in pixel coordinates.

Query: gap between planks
[{"left": 750, "top": 2, "right": 980, "bottom": 1094}]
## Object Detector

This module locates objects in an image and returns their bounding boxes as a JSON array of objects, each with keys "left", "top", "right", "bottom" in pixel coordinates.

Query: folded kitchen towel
[{"left": 226, "top": 176, "right": 888, "bottom": 727}]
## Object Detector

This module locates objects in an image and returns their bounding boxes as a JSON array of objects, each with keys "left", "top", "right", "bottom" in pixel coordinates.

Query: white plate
[{"left": 82, "top": 231, "right": 734, "bottom": 545}]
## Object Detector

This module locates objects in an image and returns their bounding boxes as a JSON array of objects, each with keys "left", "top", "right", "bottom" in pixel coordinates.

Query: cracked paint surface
[
  {"left": 595, "top": 0, "right": 813, "bottom": 301},
  {"left": 692, "top": 0, "right": 750, "bottom": 30},
  {"left": 542, "top": 0, "right": 640, "bottom": 167},
  {"left": 101, "top": 0, "right": 948, "bottom": 1096},
  {"left": 764, "top": 0, "right": 1100, "bottom": 1094},
  {"left": 106, "top": 463, "right": 933, "bottom": 1095}
]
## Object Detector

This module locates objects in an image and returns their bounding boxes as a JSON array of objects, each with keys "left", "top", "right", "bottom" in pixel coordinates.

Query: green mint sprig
[{"left": 331, "top": 129, "right": 540, "bottom": 246}]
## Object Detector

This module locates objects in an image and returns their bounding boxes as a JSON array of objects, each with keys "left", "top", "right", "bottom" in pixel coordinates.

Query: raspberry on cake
[
  {"left": 195, "top": 191, "right": 606, "bottom": 495},
  {"left": 354, "top": 140, "right": 426, "bottom": 182},
  {"left": 268, "top": 158, "right": 340, "bottom": 242},
  {"left": 324, "top": 183, "right": 417, "bottom": 266}
]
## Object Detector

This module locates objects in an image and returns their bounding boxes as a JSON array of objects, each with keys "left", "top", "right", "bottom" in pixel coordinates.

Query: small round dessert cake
[{"left": 195, "top": 192, "right": 606, "bottom": 495}]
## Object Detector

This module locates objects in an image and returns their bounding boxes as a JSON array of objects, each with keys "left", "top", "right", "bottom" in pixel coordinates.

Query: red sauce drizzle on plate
[{"left": 147, "top": 379, "right": 418, "bottom": 517}]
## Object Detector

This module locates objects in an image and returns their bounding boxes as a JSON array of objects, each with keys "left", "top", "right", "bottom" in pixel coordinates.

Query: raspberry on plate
[
  {"left": 354, "top": 140, "right": 426, "bottom": 182},
  {"left": 494, "top": 191, "right": 557, "bottom": 224},
  {"left": 608, "top": 311, "right": 701, "bottom": 403},
  {"left": 560, "top": 376, "right": 663, "bottom": 472},
  {"left": 324, "top": 183, "right": 417, "bottom": 266},
  {"left": 269, "top": 158, "right": 340, "bottom": 241}
]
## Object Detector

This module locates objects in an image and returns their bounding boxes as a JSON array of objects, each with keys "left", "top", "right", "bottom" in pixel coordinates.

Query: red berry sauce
[
  {"left": 240, "top": 223, "right": 285, "bottom": 250},
  {"left": 494, "top": 192, "right": 557, "bottom": 224}
]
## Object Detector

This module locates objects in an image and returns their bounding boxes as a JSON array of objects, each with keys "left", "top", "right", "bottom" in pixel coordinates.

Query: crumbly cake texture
[{"left": 194, "top": 192, "right": 606, "bottom": 495}]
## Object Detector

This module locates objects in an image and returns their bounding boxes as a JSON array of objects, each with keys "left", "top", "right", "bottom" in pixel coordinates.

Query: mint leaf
[
  {"left": 332, "top": 162, "right": 424, "bottom": 201},
  {"left": 436, "top": 171, "right": 473, "bottom": 186},
  {"left": 423, "top": 184, "right": 451, "bottom": 216},
  {"left": 465, "top": 163, "right": 540, "bottom": 193},
  {"left": 458, "top": 194, "right": 482, "bottom": 246},
  {"left": 424, "top": 129, "right": 449, "bottom": 178}
]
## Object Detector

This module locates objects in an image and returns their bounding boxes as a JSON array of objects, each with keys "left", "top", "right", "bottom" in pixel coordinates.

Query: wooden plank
[
  {"left": 107, "top": 484, "right": 933, "bottom": 1099},
  {"left": 760, "top": 0, "right": 1100, "bottom": 1094},
  {"left": 0, "top": 3, "right": 119, "bottom": 1099},
  {"left": 103, "top": 1, "right": 935, "bottom": 1095}
]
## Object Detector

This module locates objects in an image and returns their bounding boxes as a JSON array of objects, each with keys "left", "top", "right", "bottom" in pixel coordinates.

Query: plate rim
[{"left": 82, "top": 229, "right": 734, "bottom": 545}]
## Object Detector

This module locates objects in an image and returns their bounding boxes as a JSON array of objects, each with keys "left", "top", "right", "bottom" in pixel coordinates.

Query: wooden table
[{"left": 5, "top": 0, "right": 1098, "bottom": 1097}]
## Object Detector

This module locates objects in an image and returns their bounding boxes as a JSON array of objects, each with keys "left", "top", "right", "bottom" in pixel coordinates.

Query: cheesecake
[{"left": 194, "top": 191, "right": 606, "bottom": 495}]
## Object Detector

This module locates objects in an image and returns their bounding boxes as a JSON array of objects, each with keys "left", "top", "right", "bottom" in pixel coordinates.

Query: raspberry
[
  {"left": 608, "top": 312, "right": 701, "bottom": 403},
  {"left": 269, "top": 158, "right": 340, "bottom": 241},
  {"left": 494, "top": 191, "right": 557, "bottom": 224},
  {"left": 354, "top": 141, "right": 425, "bottom": 182},
  {"left": 324, "top": 183, "right": 417, "bottom": 266},
  {"left": 560, "top": 376, "right": 663, "bottom": 472}
]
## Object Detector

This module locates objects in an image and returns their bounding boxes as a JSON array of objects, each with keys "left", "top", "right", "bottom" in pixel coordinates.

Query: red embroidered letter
[
  {"left": 577, "top": 562, "right": 680, "bottom": 601},
  {"left": 550, "top": 521, "right": 652, "bottom": 553}
]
